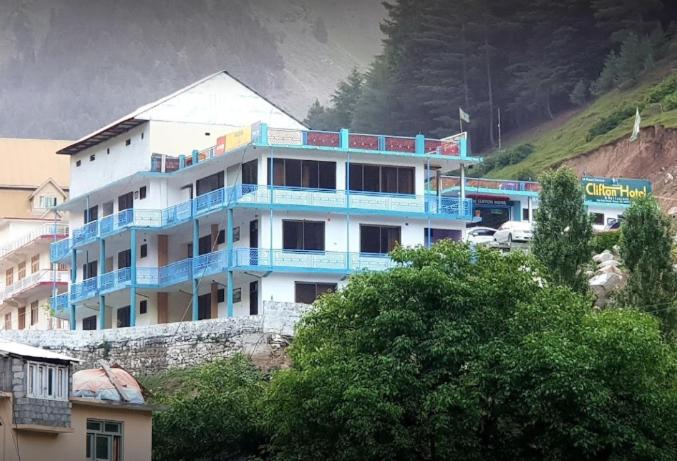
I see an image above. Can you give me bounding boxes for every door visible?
[249,219,258,265]
[116,306,130,328]
[198,293,211,320]
[249,281,259,315]
[118,192,134,226]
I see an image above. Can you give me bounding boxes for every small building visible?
[0,340,151,461]
[0,138,72,330]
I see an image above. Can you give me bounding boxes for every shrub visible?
[645,75,677,104]
[591,231,620,253]
[586,105,638,141]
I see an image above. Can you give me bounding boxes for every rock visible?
[596,264,623,276]
[665,172,674,184]
[589,272,624,295]
[597,259,620,270]
[592,250,615,263]
[668,206,677,217]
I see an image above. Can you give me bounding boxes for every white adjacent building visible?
[50,71,480,330]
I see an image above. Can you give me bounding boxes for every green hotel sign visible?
[582,176,652,205]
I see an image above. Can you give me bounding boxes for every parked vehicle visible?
[604,217,622,232]
[493,221,533,246]
[465,227,497,246]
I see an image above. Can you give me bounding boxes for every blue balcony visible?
[232,248,397,273]
[50,238,71,262]
[193,188,226,216]
[50,293,70,319]
[71,277,98,302]
[161,200,192,227]
[193,250,227,277]
[99,268,132,294]
[159,258,193,286]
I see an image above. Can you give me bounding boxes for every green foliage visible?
[151,355,267,461]
[569,79,589,106]
[474,143,534,176]
[615,195,677,336]
[533,168,593,292]
[586,105,638,141]
[645,74,677,103]
[304,69,364,131]
[266,242,677,460]
[591,230,621,253]
[591,33,658,96]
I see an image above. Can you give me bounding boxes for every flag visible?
[459,107,470,124]
[630,107,641,141]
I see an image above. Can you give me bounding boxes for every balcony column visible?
[226,208,234,318]
[130,228,137,327]
[69,248,77,330]
[269,147,274,268]
[192,218,199,321]
[346,151,351,272]
[98,238,106,330]
[528,197,533,223]
[460,163,466,217]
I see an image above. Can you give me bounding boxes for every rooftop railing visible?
[434,176,542,195]
[0,269,69,303]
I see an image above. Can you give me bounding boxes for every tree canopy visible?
[266,242,677,461]
[305,0,677,154]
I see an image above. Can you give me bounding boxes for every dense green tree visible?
[533,168,593,292]
[152,355,266,461]
[616,195,677,336]
[266,242,677,460]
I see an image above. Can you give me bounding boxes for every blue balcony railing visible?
[193,250,227,277]
[159,258,193,286]
[162,200,192,227]
[50,238,71,262]
[194,188,226,215]
[232,248,397,272]
[71,277,98,302]
[99,267,131,293]
[50,293,70,318]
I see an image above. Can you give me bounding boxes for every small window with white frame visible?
[26,361,69,400]
[38,196,58,209]
[86,419,123,461]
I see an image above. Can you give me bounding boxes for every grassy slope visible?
[488,57,677,179]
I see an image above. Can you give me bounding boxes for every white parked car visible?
[493,221,534,246]
[465,227,497,246]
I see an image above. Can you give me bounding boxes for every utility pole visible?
[497,107,502,150]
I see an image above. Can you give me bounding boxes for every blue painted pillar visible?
[130,229,137,327]
[415,134,425,155]
[192,218,200,321]
[226,208,234,317]
[346,151,351,272]
[339,128,349,150]
[69,248,77,330]
[98,238,106,330]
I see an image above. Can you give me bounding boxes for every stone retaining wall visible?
[0,302,308,376]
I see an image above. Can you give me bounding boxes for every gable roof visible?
[58,70,307,156]
[28,177,68,200]
[0,340,80,362]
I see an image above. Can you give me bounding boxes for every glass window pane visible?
[301,161,319,188]
[360,226,381,253]
[87,420,101,431]
[397,168,415,194]
[363,165,380,192]
[271,158,285,186]
[283,221,302,250]
[86,434,93,457]
[96,435,109,459]
[295,283,317,304]
[318,162,336,190]
[383,226,401,253]
[303,222,325,251]
[381,167,398,193]
[316,283,337,298]
[104,422,121,433]
[348,164,362,191]
[285,159,301,187]
[242,159,258,185]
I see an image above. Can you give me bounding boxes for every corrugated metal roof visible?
[0,340,80,362]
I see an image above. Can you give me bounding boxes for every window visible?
[282,220,325,251]
[197,294,211,320]
[3,313,10,329]
[242,160,258,185]
[348,163,415,194]
[86,419,123,461]
[83,260,98,279]
[217,288,225,303]
[76,160,82,167]
[18,307,25,330]
[233,227,240,242]
[216,230,225,245]
[39,196,57,208]
[26,361,69,400]
[107,148,110,154]
[83,315,97,330]
[125,138,131,146]
[117,249,131,270]
[17,262,26,280]
[295,282,337,304]
[84,205,98,224]
[139,186,147,199]
[522,208,530,221]
[232,288,241,303]
[90,154,95,162]
[590,212,605,226]
[118,192,133,211]
[117,306,130,328]
[198,235,212,255]
[5,268,13,286]
[140,244,148,258]
[139,300,147,315]
[31,255,39,273]
[250,281,258,315]
[196,172,224,196]
[268,158,336,189]
[424,228,461,246]
[360,225,401,254]
[102,201,114,217]
[30,301,39,326]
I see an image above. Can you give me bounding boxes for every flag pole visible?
[497,107,502,150]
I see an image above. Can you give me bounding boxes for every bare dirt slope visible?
[564,125,677,212]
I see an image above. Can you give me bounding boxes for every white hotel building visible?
[50,71,480,330]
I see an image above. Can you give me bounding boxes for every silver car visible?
[465,227,497,246]
[493,221,534,246]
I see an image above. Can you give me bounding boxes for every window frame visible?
[348,163,415,195]
[26,361,69,401]
[268,158,336,190]
[360,224,401,254]
[86,418,124,461]
[30,300,39,326]
[31,254,40,273]
[282,220,325,251]
[294,282,338,304]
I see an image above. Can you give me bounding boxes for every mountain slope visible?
[0,0,383,139]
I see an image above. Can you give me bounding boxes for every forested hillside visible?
[306,0,677,153]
